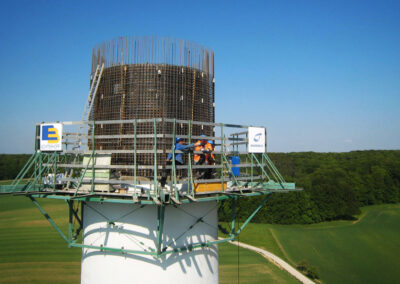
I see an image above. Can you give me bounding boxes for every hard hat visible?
[208,140,213,144]
[175,137,183,143]
[200,134,206,137]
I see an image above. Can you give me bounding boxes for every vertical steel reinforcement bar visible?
[153,119,158,199]
[187,120,194,197]
[133,119,138,200]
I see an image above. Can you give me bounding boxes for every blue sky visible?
[0,0,399,153]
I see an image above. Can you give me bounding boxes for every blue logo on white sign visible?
[253,133,262,142]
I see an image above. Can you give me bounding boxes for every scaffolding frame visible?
[0,118,299,257]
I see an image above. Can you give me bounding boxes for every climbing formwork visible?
[0,117,298,257]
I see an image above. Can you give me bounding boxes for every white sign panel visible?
[248,127,266,153]
[40,123,63,151]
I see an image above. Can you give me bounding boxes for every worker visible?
[193,135,207,178]
[160,137,196,187]
[194,134,215,179]
[194,135,207,166]
[204,140,215,164]
[203,140,215,179]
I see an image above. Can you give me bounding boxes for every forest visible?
[220,150,400,224]
[1,150,399,224]
[0,154,32,181]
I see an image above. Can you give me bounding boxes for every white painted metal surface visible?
[81,201,218,284]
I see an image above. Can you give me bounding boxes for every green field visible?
[3,190,399,284]
[237,204,400,283]
[0,196,297,283]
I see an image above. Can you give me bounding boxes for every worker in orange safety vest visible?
[194,135,207,165]
[193,135,207,179]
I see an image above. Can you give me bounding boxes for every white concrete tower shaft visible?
[81,201,218,284]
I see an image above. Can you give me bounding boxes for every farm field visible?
[0,196,297,283]
[237,204,400,283]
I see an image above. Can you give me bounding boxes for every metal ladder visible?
[65,63,104,187]
[73,63,105,150]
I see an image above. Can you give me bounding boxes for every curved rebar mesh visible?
[90,36,215,177]
[91,36,214,77]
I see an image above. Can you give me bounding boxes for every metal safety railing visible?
[1,118,296,203]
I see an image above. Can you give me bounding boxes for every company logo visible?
[42,125,60,144]
[253,133,262,142]
[248,127,265,153]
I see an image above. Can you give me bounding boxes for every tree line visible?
[0,154,32,180]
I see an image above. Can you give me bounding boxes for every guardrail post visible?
[91,120,95,194]
[35,125,40,151]
[187,120,194,196]
[172,119,178,201]
[38,151,43,190]
[220,124,225,192]
[53,151,58,191]
[251,153,254,185]
[245,131,248,176]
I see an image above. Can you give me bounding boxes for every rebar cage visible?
[90,37,215,176]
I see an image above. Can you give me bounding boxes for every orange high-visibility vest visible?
[194,140,204,163]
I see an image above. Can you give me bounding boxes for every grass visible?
[0,196,81,283]
[0,196,297,283]
[0,180,15,185]
[3,183,399,283]
[236,204,400,284]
